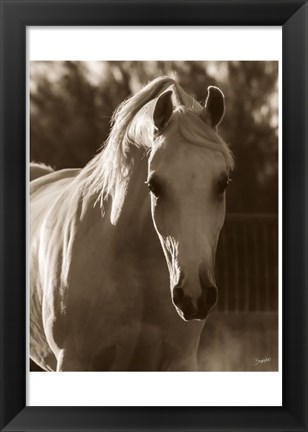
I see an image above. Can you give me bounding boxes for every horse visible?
[30,162,54,181]
[30,76,234,371]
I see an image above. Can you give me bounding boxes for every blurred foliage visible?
[30,61,278,213]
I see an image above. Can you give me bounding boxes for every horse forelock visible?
[174,108,234,173]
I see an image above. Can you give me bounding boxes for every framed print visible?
[0,1,307,431]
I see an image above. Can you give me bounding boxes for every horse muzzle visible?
[173,285,218,321]
[172,268,218,321]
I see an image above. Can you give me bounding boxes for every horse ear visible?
[153,90,173,133]
[200,86,225,128]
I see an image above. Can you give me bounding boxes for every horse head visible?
[147,85,233,321]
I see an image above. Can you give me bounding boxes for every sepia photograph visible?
[29,60,279,373]
[3,0,308,426]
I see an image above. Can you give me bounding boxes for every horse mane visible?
[78,75,234,225]
[78,76,175,224]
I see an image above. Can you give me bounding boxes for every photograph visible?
[29,60,279,372]
[1,0,308,428]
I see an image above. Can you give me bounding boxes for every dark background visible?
[30,61,279,370]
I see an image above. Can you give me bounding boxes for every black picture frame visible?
[0,1,307,431]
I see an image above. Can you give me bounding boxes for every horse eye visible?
[217,176,232,195]
[146,178,162,197]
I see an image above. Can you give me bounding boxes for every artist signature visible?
[254,357,271,366]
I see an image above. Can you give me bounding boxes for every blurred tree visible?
[31,62,101,168]
[221,62,278,213]
[30,61,278,213]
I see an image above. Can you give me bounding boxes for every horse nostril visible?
[198,264,218,314]
[198,285,218,316]
[173,287,184,307]
[172,289,199,320]
[206,285,218,310]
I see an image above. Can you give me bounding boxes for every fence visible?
[215,213,278,313]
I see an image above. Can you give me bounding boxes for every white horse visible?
[30,76,234,371]
[30,162,54,181]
